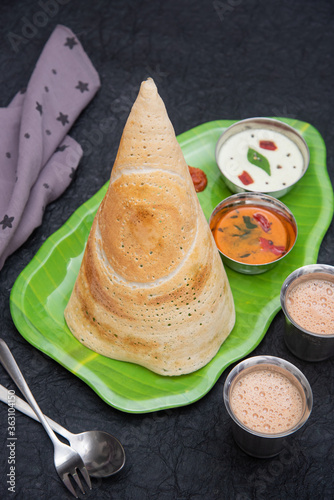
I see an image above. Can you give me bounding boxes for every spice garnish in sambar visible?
[211,204,296,265]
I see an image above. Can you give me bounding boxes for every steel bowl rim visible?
[223,355,313,439]
[215,117,310,198]
[209,192,298,271]
[280,264,334,339]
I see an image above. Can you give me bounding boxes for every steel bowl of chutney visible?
[209,192,297,274]
[215,117,310,199]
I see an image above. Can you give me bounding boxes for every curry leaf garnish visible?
[232,230,251,238]
[243,216,257,229]
[247,148,271,176]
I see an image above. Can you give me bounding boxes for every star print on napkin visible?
[57,112,70,126]
[0,24,100,270]
[0,215,14,230]
[64,37,78,49]
[36,101,43,115]
[76,81,89,93]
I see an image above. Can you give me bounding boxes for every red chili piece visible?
[259,140,277,151]
[253,212,272,233]
[259,237,286,256]
[238,170,254,185]
[188,166,208,192]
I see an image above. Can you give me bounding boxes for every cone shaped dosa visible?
[65,78,235,376]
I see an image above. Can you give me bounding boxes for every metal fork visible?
[0,339,92,498]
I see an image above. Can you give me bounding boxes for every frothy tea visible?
[286,275,334,335]
[230,365,305,434]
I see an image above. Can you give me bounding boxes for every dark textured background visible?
[1,1,334,499]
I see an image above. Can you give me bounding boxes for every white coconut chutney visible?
[217,128,305,192]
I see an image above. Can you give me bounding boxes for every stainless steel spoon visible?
[0,383,125,478]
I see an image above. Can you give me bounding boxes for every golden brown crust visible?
[64,78,235,376]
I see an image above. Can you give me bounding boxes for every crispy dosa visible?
[64,78,235,375]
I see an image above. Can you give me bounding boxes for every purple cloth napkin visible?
[0,25,100,270]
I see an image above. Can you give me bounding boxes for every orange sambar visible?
[212,205,295,265]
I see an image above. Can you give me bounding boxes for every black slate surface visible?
[1,1,334,499]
